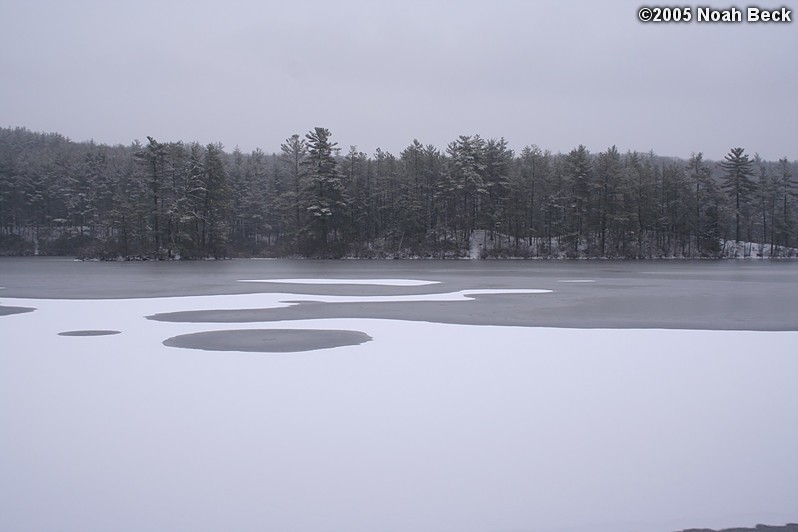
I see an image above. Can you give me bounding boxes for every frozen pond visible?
[1,258,797,532]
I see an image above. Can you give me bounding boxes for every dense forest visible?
[0,126,796,259]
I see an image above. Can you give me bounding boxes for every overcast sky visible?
[1,0,796,160]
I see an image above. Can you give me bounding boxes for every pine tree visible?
[510,145,543,253]
[774,158,795,251]
[565,145,592,253]
[595,146,622,256]
[720,147,755,244]
[344,145,369,245]
[201,143,232,258]
[301,127,344,249]
[483,138,513,241]
[686,152,710,253]
[446,135,487,243]
[135,136,169,256]
[279,134,307,243]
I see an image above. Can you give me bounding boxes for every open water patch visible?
[163,328,372,353]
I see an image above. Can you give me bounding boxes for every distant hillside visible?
[2,126,797,259]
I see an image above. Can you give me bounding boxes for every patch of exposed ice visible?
[457,288,551,296]
[58,330,121,337]
[239,278,441,286]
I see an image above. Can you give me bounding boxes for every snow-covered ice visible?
[1,289,796,532]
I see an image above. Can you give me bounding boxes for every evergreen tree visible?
[720,147,755,244]
[564,145,592,253]
[245,148,273,248]
[774,157,795,251]
[200,143,232,258]
[687,152,711,253]
[398,140,437,251]
[595,146,622,256]
[138,136,167,255]
[345,145,370,245]
[301,127,344,248]
[483,138,513,240]
[446,135,487,243]
[279,134,307,243]
[511,145,545,254]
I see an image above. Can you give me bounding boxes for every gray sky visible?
[1,0,796,160]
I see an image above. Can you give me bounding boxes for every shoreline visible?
[678,524,798,532]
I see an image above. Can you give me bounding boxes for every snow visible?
[720,239,798,258]
[557,279,596,283]
[1,289,796,532]
[238,278,441,286]
[469,229,487,259]
[467,230,798,259]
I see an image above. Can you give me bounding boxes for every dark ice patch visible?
[145,285,798,331]
[58,330,121,336]
[163,328,372,353]
[0,305,36,317]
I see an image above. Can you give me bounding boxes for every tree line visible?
[0,126,795,259]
